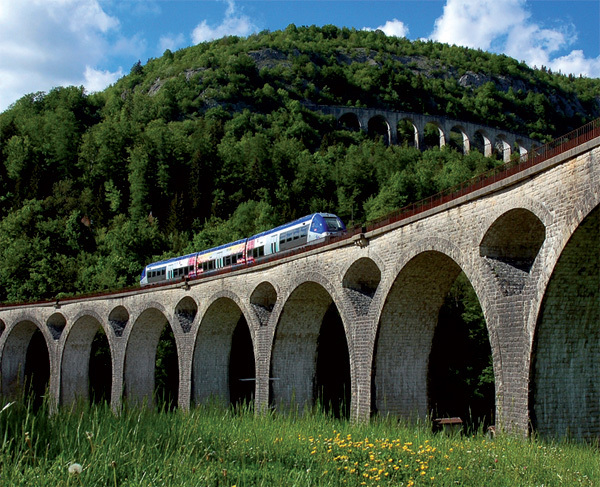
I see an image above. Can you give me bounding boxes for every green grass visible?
[0,399,598,486]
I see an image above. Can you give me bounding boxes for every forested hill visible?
[0,25,599,302]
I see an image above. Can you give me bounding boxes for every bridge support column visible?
[349,317,375,423]
[483,281,531,436]
[177,340,194,411]
[110,345,125,413]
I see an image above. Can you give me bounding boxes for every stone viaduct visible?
[0,122,598,441]
[311,104,537,162]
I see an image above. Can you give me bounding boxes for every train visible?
[140,212,346,286]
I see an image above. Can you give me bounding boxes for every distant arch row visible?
[314,105,536,162]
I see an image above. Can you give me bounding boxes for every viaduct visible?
[310,104,538,161]
[0,120,598,441]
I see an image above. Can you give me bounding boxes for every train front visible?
[309,213,346,240]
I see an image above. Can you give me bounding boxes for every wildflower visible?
[68,463,83,475]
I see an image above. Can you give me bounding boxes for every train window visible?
[300,226,308,237]
[279,234,285,244]
[224,256,231,266]
[253,245,265,258]
[231,254,237,265]
[237,252,243,261]
[286,232,292,242]
[162,269,165,275]
[324,217,343,231]
[293,229,300,240]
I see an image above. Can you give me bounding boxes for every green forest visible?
[0,25,599,303]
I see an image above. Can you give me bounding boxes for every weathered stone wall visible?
[0,137,597,440]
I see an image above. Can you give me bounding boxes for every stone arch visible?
[449,125,469,154]
[480,208,546,275]
[423,121,446,150]
[108,305,129,337]
[338,112,361,132]
[515,139,529,161]
[530,204,599,441]
[494,134,511,162]
[124,306,174,407]
[372,238,492,423]
[175,296,197,333]
[270,279,351,415]
[250,281,278,326]
[342,257,381,316]
[473,129,492,156]
[368,115,391,145]
[60,312,111,406]
[193,295,254,405]
[47,312,66,340]
[0,317,50,403]
[397,118,418,148]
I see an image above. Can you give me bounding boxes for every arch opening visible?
[368,115,391,145]
[338,113,361,132]
[89,328,112,404]
[24,329,50,410]
[449,126,469,154]
[343,257,381,316]
[175,297,197,333]
[229,316,256,407]
[315,303,351,418]
[155,324,179,410]
[530,206,599,441]
[428,272,494,431]
[193,297,244,406]
[423,122,445,150]
[480,209,545,293]
[270,282,350,414]
[47,313,66,340]
[124,308,177,408]
[61,315,112,406]
[397,119,417,148]
[109,306,129,337]
[1,321,49,409]
[373,251,494,430]
[250,282,277,326]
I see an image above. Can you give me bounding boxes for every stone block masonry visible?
[0,135,598,441]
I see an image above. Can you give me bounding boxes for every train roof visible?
[145,252,198,269]
[248,213,319,240]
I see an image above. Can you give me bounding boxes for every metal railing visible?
[360,118,600,234]
[3,119,599,307]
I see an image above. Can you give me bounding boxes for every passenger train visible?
[140,213,346,286]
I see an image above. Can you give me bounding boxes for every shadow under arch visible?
[1,319,50,409]
[530,205,599,441]
[61,313,112,406]
[270,281,350,417]
[124,307,178,408]
[373,250,493,427]
[193,296,255,406]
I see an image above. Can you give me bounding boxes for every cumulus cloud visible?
[0,0,131,112]
[430,0,600,78]
[364,18,409,38]
[192,0,258,43]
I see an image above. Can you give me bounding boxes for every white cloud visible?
[429,0,600,78]
[84,66,123,93]
[192,0,258,43]
[0,0,130,112]
[159,33,186,54]
[364,19,409,38]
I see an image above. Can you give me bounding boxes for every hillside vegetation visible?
[0,25,599,302]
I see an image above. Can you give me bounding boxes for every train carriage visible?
[140,213,346,286]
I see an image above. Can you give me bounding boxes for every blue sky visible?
[0,0,598,112]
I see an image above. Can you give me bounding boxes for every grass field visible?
[0,399,598,486]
